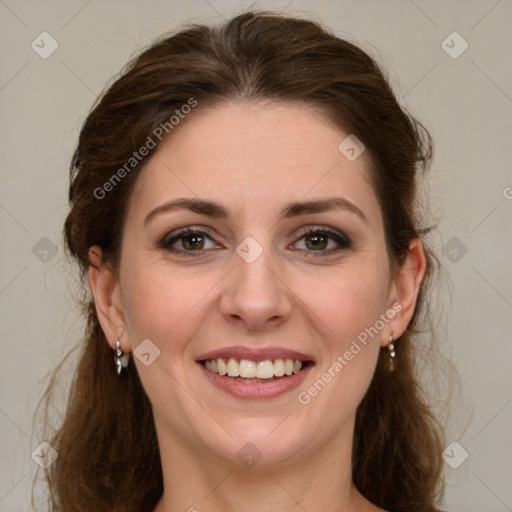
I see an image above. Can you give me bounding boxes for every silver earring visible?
[387,334,396,371]
[114,340,130,376]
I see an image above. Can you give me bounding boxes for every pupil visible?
[184,235,204,250]
[307,235,326,250]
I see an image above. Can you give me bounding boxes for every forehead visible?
[128,101,381,225]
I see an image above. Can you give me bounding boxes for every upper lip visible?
[197,346,315,363]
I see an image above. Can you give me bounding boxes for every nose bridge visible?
[220,235,292,329]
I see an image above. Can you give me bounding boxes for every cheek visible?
[299,261,389,347]
[293,261,388,409]
[120,258,220,350]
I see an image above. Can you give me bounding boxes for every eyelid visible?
[159,224,351,257]
[290,225,351,252]
[159,226,221,250]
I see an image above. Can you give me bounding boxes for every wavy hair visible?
[34,11,449,512]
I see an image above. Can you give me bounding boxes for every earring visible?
[114,340,130,376]
[387,334,396,371]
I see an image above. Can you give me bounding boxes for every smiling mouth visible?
[200,358,313,383]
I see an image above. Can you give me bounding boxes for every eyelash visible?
[160,226,351,258]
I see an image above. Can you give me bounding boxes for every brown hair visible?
[35,11,447,512]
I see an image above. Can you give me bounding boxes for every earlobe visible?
[88,246,129,353]
[382,238,427,346]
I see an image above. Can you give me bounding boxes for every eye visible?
[160,225,351,257]
[290,226,351,254]
[160,227,221,255]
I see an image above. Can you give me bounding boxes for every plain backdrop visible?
[0,1,511,511]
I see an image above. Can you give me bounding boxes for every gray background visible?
[0,1,511,511]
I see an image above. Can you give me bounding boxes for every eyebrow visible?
[144,196,368,227]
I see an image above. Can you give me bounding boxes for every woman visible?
[37,11,447,512]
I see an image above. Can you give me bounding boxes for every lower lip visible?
[198,362,314,400]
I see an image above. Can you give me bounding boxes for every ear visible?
[88,246,130,353]
[381,238,427,347]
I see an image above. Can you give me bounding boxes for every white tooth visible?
[256,360,274,379]
[211,359,218,373]
[217,358,227,376]
[205,360,212,371]
[284,359,294,376]
[239,359,256,378]
[274,359,285,377]
[227,358,240,377]
[293,360,302,374]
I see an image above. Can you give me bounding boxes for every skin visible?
[89,101,426,512]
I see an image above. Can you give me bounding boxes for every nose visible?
[219,246,293,332]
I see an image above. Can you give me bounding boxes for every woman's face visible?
[97,101,413,468]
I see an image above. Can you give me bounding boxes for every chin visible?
[202,418,311,468]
